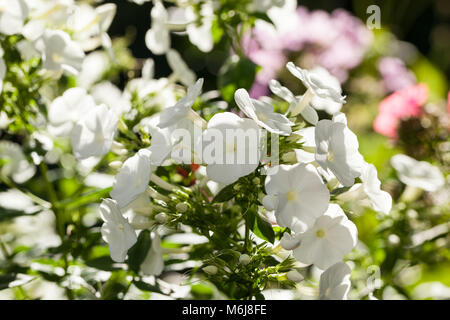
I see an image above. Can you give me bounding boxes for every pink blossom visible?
[374,83,429,139]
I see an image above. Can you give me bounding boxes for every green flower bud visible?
[203,265,218,275]
[239,254,251,265]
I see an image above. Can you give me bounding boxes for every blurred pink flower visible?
[374,83,429,139]
[377,57,416,92]
[243,5,372,98]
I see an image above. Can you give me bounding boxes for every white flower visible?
[48,87,96,137]
[185,2,214,53]
[292,126,316,164]
[269,79,318,125]
[360,163,392,214]
[201,112,261,185]
[166,49,196,87]
[91,81,131,116]
[110,149,152,208]
[264,163,330,232]
[234,88,293,136]
[69,3,116,51]
[0,0,29,35]
[319,262,352,300]
[121,193,154,230]
[315,113,364,187]
[136,115,172,166]
[22,0,73,41]
[158,78,204,129]
[141,232,164,276]
[292,204,358,270]
[70,104,118,159]
[286,63,346,106]
[37,30,85,75]
[145,0,170,55]
[0,141,36,184]
[391,154,445,192]
[99,198,137,262]
[77,51,109,89]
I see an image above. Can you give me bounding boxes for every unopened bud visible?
[155,212,168,224]
[233,184,240,191]
[287,270,304,283]
[203,265,218,275]
[252,177,260,185]
[109,161,123,170]
[176,202,188,213]
[239,254,251,265]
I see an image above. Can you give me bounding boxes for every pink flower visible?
[373,83,429,139]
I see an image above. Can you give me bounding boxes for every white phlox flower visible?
[234,88,294,136]
[291,204,358,270]
[136,115,172,166]
[99,198,137,262]
[121,193,155,230]
[285,63,346,116]
[76,51,109,89]
[185,1,214,53]
[269,79,318,125]
[292,126,316,164]
[319,262,352,300]
[140,231,164,276]
[22,0,74,41]
[70,104,118,159]
[360,163,392,215]
[166,49,196,87]
[68,3,116,51]
[36,29,85,75]
[48,87,96,136]
[0,141,36,184]
[145,0,170,55]
[264,163,330,233]
[158,78,204,129]
[0,0,29,35]
[110,149,152,208]
[200,112,261,185]
[91,81,131,116]
[391,154,445,192]
[315,112,364,187]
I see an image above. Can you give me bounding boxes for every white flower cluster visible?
[0,0,399,300]
[83,61,391,298]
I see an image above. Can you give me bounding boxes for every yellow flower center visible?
[316,229,326,238]
[286,190,297,201]
[52,53,62,63]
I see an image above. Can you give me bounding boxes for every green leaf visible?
[127,230,152,273]
[330,186,351,196]
[254,214,275,244]
[133,280,165,294]
[212,183,236,203]
[0,274,17,290]
[218,56,258,103]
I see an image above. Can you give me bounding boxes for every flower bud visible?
[176,202,188,213]
[109,161,123,170]
[252,177,260,185]
[233,184,240,191]
[155,212,168,224]
[203,265,218,275]
[239,254,251,265]
[287,270,304,283]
